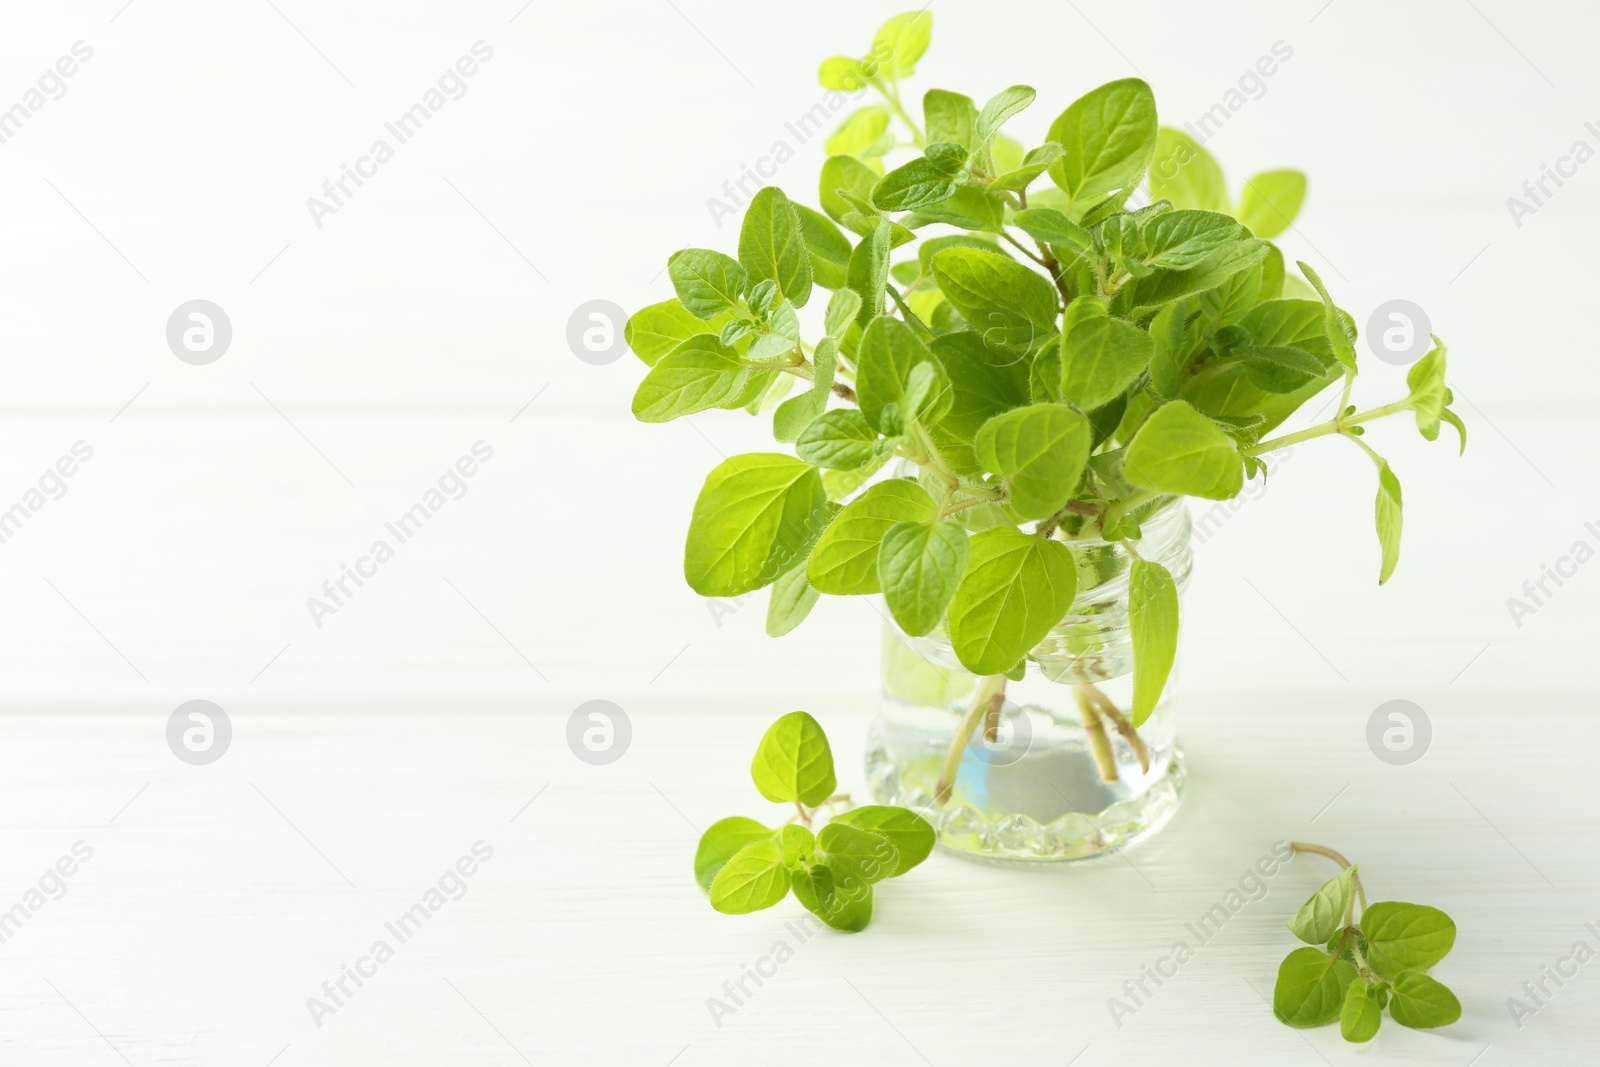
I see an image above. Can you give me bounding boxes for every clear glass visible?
[865,498,1193,864]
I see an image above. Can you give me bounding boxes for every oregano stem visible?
[1080,681,1149,774]
[935,674,1006,804]
[1291,841,1369,912]
[1245,399,1414,457]
[1074,685,1120,782]
[1102,489,1162,529]
[874,78,925,145]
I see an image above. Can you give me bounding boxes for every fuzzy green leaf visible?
[669,248,745,320]
[1128,558,1179,726]
[1273,947,1358,1028]
[709,840,790,914]
[750,711,836,807]
[931,246,1059,354]
[878,519,970,636]
[1124,401,1244,500]
[828,805,936,876]
[1360,902,1456,978]
[766,559,820,637]
[796,408,881,470]
[848,218,893,327]
[1387,971,1461,1029]
[1289,866,1357,946]
[632,335,765,423]
[694,816,775,892]
[685,454,829,596]
[1060,315,1153,410]
[1340,980,1384,1043]
[1149,127,1229,212]
[973,403,1091,520]
[1046,78,1158,212]
[1238,170,1308,239]
[808,479,937,595]
[1375,461,1403,585]
[947,527,1077,675]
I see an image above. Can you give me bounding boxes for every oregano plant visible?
[637,7,1464,943]
[1277,843,1461,1041]
[695,712,935,932]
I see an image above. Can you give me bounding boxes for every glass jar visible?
[865,498,1193,863]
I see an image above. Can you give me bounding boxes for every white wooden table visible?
[4,1,1599,1062]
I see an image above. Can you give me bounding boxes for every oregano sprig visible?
[1276,842,1461,1042]
[695,712,935,932]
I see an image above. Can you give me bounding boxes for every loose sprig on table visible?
[695,712,935,932]
[626,11,1465,789]
[1276,843,1461,1042]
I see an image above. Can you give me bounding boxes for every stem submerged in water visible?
[934,674,1006,805]
[1075,685,1120,782]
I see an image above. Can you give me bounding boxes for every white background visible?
[0,1,1595,1064]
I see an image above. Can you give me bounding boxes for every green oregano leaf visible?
[709,840,790,914]
[1289,865,1356,946]
[1127,558,1178,726]
[694,816,775,892]
[827,805,936,876]
[878,518,970,636]
[684,454,828,596]
[1386,972,1461,1030]
[1046,78,1158,214]
[766,559,821,637]
[750,711,836,807]
[973,403,1091,520]
[1375,461,1403,585]
[946,527,1076,675]
[669,248,746,320]
[1359,902,1456,978]
[1124,401,1244,499]
[739,186,814,309]
[1273,947,1358,1028]
[1340,979,1384,1043]
[808,479,936,595]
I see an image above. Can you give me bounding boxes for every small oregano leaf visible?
[1359,901,1457,978]
[1340,979,1384,1043]
[1386,971,1461,1030]
[1127,558,1179,726]
[694,816,775,892]
[1273,947,1358,1028]
[750,711,837,806]
[709,840,790,914]
[827,805,936,876]
[1288,865,1356,946]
